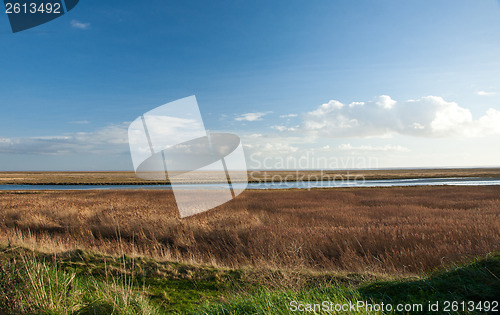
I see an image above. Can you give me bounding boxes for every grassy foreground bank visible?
[0,246,498,314]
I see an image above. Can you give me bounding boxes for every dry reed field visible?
[0,186,499,274]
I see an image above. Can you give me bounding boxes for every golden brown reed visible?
[0,186,499,274]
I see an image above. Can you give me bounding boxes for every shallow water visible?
[0,177,499,191]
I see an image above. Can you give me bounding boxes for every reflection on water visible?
[1,177,500,191]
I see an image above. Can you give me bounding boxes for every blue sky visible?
[1,0,500,170]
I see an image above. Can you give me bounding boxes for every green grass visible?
[189,286,376,314]
[359,252,500,313]
[0,250,158,314]
[192,253,499,315]
[0,247,250,314]
[0,246,498,314]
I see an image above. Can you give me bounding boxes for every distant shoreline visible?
[1,168,500,185]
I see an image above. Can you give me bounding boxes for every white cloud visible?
[271,125,298,132]
[303,95,500,138]
[337,144,410,152]
[261,143,299,155]
[235,112,270,122]
[71,20,90,30]
[376,95,396,109]
[271,125,287,132]
[476,90,496,96]
[241,133,313,158]
[247,133,263,138]
[280,114,298,118]
[0,123,129,155]
[349,102,365,107]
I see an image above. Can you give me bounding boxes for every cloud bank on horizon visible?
[301,95,500,138]
[0,123,129,156]
[1,94,499,170]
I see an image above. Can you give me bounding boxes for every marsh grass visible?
[191,253,500,315]
[0,246,159,314]
[1,186,499,274]
[1,246,498,315]
[0,244,377,314]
